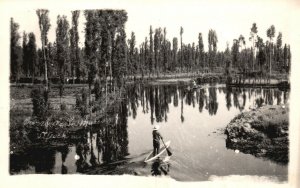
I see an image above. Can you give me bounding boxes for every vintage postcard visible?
[1,0,299,187]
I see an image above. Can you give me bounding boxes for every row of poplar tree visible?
[10,10,292,84]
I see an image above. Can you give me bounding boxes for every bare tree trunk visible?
[105,66,108,107]
[32,65,35,84]
[73,67,75,84]
[269,44,271,78]
[252,42,255,71]
[42,38,48,92]
[109,31,114,91]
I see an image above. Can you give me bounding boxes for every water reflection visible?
[151,158,170,176]
[10,146,58,174]
[75,140,90,173]
[10,83,289,175]
[225,87,232,110]
[10,99,129,174]
[207,87,218,115]
[125,84,289,124]
[57,146,69,174]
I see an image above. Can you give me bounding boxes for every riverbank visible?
[225,104,289,164]
[227,79,290,90]
[11,74,290,90]
[9,84,124,156]
[9,108,87,155]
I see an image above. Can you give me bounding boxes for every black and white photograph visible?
[1,0,300,187]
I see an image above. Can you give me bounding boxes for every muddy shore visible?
[225,104,289,164]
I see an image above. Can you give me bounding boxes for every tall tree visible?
[166,40,172,71]
[190,43,195,70]
[149,25,154,76]
[22,31,29,77]
[198,33,204,68]
[266,25,275,75]
[70,10,80,83]
[238,34,246,71]
[114,27,127,86]
[163,27,167,73]
[180,26,184,72]
[48,42,57,77]
[287,45,291,74]
[276,32,282,70]
[283,44,291,74]
[84,10,99,90]
[10,18,21,82]
[224,42,232,78]
[128,31,136,75]
[144,37,149,77]
[172,37,178,72]
[154,28,162,75]
[27,32,37,82]
[56,15,70,104]
[231,39,239,69]
[256,36,266,80]
[238,35,246,50]
[249,23,258,71]
[208,29,218,70]
[36,9,51,91]
[276,32,282,49]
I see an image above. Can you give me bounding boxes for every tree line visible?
[10,10,291,85]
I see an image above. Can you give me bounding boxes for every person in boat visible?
[153,124,163,156]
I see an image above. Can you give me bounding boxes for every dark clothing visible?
[153,141,160,156]
[152,130,163,156]
[152,130,163,143]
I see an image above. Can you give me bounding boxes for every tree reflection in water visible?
[57,145,69,174]
[10,147,58,174]
[198,88,206,113]
[207,87,218,115]
[225,87,232,110]
[75,135,90,173]
[179,87,185,122]
[73,99,129,173]
[125,84,289,124]
[10,84,289,175]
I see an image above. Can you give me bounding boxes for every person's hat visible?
[153,124,160,130]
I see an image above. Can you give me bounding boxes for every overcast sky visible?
[5,0,300,51]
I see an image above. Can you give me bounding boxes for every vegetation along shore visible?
[225,104,289,164]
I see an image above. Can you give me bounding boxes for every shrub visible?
[76,88,89,118]
[60,102,67,111]
[94,78,101,100]
[31,88,48,121]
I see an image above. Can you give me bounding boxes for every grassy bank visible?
[225,104,289,164]
[10,84,123,155]
[12,72,226,86]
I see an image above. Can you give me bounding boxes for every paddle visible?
[161,138,172,156]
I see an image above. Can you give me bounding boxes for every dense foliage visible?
[10,10,291,84]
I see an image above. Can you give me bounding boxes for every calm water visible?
[10,83,289,181]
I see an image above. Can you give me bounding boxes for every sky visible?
[5,0,300,51]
